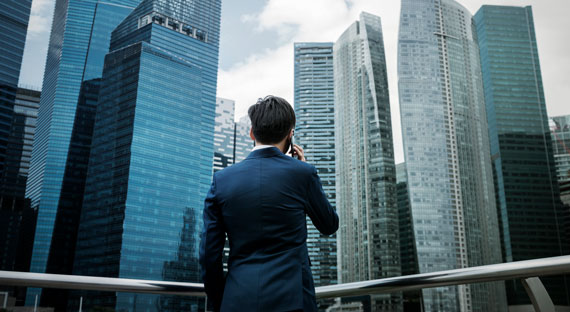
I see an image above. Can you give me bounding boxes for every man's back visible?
[200,147,338,311]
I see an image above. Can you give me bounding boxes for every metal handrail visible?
[1,255,570,309]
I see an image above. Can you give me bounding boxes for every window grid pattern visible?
[475,5,570,306]
[399,0,505,310]
[293,42,337,295]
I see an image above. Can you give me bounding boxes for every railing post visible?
[521,277,555,312]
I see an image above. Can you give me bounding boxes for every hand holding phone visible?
[290,141,306,162]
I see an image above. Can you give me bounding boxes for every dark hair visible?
[248,96,296,144]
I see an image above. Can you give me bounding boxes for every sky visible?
[19,0,570,163]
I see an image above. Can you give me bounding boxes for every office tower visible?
[72,0,221,310]
[294,42,337,306]
[0,0,32,214]
[475,6,570,307]
[395,163,421,310]
[0,0,32,204]
[0,88,39,305]
[25,0,141,307]
[234,115,252,162]
[551,115,570,207]
[398,0,506,311]
[214,97,236,172]
[334,12,401,310]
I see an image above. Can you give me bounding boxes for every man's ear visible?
[250,128,255,141]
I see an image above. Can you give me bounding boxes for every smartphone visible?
[289,137,295,157]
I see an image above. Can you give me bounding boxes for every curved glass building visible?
[398,0,506,310]
[334,12,401,311]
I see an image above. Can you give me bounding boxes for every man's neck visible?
[254,141,287,153]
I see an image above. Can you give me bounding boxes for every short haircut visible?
[248,96,296,144]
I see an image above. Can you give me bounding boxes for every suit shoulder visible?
[283,156,315,175]
[212,160,246,180]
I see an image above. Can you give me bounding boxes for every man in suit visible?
[200,96,339,311]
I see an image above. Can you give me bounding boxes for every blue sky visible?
[18,0,570,163]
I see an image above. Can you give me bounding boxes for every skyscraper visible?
[334,12,401,310]
[398,0,506,310]
[475,5,570,307]
[0,87,40,305]
[293,42,337,306]
[551,115,570,207]
[72,0,221,310]
[234,115,252,163]
[214,97,236,172]
[25,0,140,307]
[0,0,32,201]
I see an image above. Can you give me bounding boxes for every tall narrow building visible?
[25,0,141,307]
[214,97,236,172]
[398,0,506,310]
[0,88,40,305]
[475,5,570,307]
[334,12,401,310]
[0,0,32,206]
[293,42,337,305]
[72,0,221,310]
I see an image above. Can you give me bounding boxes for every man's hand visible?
[292,144,306,162]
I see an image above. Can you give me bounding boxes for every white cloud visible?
[217,0,404,160]
[27,0,54,37]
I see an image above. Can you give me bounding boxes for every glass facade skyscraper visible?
[214,97,236,172]
[334,12,401,310]
[398,0,506,310]
[25,0,140,307]
[475,5,570,306]
[293,42,336,308]
[72,0,221,310]
[0,88,40,305]
[0,0,32,198]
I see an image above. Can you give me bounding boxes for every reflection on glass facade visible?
[0,0,32,198]
[395,163,421,310]
[25,0,140,307]
[475,5,570,306]
[294,42,336,309]
[72,0,221,310]
[398,0,506,310]
[334,12,401,310]
[214,97,235,172]
[0,88,39,305]
[551,115,570,207]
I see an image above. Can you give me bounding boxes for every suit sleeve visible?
[199,174,225,312]
[305,166,339,235]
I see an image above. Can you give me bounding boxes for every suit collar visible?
[246,146,284,159]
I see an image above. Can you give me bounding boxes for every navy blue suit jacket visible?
[199,147,338,312]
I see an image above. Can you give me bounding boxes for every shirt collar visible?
[252,144,275,151]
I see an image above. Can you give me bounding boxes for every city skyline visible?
[1,0,569,311]
[19,0,570,164]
